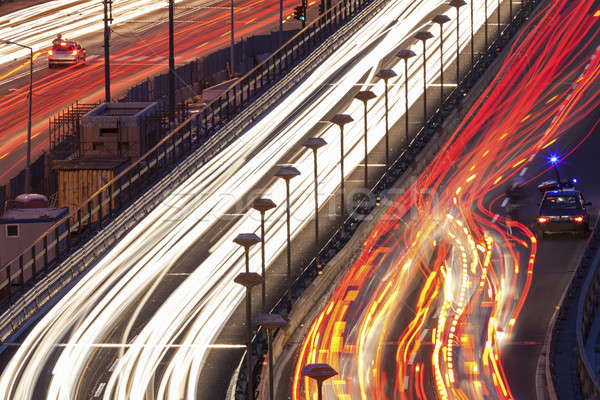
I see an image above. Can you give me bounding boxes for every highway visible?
[0,0,308,185]
[292,0,600,399]
[0,0,504,398]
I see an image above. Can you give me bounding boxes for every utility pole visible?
[103,0,112,103]
[230,0,235,76]
[169,0,175,123]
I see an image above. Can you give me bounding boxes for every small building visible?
[80,102,160,159]
[0,194,68,273]
[52,158,127,217]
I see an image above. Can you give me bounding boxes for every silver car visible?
[48,40,86,68]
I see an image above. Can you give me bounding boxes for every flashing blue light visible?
[550,156,558,164]
[572,178,578,184]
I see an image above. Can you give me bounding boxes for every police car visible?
[536,189,591,237]
[48,37,86,68]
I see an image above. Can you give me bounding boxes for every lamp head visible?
[396,49,417,59]
[376,69,397,80]
[414,31,434,41]
[329,113,354,126]
[355,90,376,103]
[433,14,451,25]
[303,137,327,150]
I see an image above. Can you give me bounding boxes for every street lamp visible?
[234,271,263,400]
[375,69,397,178]
[470,0,475,71]
[302,137,327,271]
[433,15,451,104]
[256,313,288,400]
[275,165,301,306]
[2,39,33,193]
[397,50,416,148]
[484,0,488,50]
[354,90,376,190]
[329,114,354,240]
[169,0,175,123]
[252,198,276,312]
[450,0,467,86]
[414,31,434,126]
[301,363,338,400]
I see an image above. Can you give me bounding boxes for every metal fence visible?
[0,0,381,319]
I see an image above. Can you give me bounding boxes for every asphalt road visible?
[0,0,313,186]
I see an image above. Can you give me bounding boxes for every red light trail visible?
[294,0,600,398]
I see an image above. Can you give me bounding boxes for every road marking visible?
[501,198,509,207]
[196,42,208,49]
[108,358,118,372]
[491,214,499,223]
[93,382,106,398]
[519,167,527,176]
[419,328,429,341]
[403,376,409,390]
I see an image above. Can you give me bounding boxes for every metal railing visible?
[0,0,381,340]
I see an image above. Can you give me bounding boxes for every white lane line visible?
[501,198,509,207]
[93,382,106,398]
[419,328,429,341]
[491,214,499,223]
[108,358,118,372]
[520,167,528,176]
[403,376,409,390]
[408,352,417,365]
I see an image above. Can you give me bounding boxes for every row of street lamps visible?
[228,0,528,397]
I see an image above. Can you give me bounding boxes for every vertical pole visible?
[422,41,427,126]
[497,0,501,38]
[510,0,513,22]
[456,8,460,85]
[362,102,368,189]
[268,330,275,400]
[279,0,283,46]
[404,59,409,147]
[339,126,345,240]
[285,180,292,305]
[383,79,389,176]
[470,0,474,71]
[317,380,323,400]
[169,0,175,123]
[260,212,266,312]
[312,150,320,267]
[245,284,254,400]
[26,47,32,193]
[231,0,235,75]
[439,25,444,104]
[484,0,488,50]
[103,0,111,103]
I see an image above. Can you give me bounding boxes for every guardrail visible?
[0,0,379,342]
[235,2,541,397]
[547,219,600,400]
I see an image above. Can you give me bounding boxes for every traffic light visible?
[294,5,306,21]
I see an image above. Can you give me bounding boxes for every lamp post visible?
[103,0,112,103]
[302,137,327,270]
[275,166,301,306]
[497,0,501,37]
[354,90,376,190]
[433,15,451,105]
[252,198,276,312]
[2,39,33,193]
[234,271,263,400]
[414,31,434,126]
[230,0,235,76]
[168,0,175,123]
[375,69,397,178]
[470,0,474,71]
[397,50,416,148]
[329,114,354,240]
[484,0,488,51]
[256,313,288,400]
[450,0,466,87]
[301,363,338,400]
